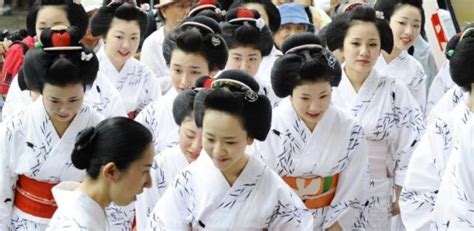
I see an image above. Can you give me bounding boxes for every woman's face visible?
[179,116,203,163]
[389,5,422,51]
[42,83,84,126]
[170,49,210,92]
[111,143,154,206]
[291,81,332,131]
[35,6,71,36]
[202,110,252,175]
[341,21,381,77]
[104,18,140,71]
[225,47,262,77]
[161,1,192,29]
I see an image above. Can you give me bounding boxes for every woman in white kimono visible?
[47,117,154,230]
[135,16,228,154]
[147,70,314,230]
[432,121,474,230]
[135,87,205,229]
[373,0,427,113]
[256,32,369,230]
[325,6,425,230]
[221,7,280,106]
[140,0,193,86]
[1,0,89,122]
[0,27,103,230]
[400,28,474,230]
[90,1,162,119]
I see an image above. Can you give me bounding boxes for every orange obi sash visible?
[283,174,339,209]
[14,175,58,218]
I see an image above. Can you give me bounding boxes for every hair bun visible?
[71,127,97,169]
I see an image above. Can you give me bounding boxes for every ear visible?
[246,136,254,145]
[160,7,167,19]
[102,162,120,183]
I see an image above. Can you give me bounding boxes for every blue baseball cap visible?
[277,3,314,32]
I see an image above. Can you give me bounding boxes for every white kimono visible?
[332,67,425,230]
[427,61,453,114]
[84,73,127,118]
[432,125,474,230]
[400,101,473,230]
[374,51,427,113]
[140,26,170,92]
[255,46,282,107]
[147,153,314,230]
[135,145,189,230]
[427,85,465,125]
[47,181,110,231]
[0,98,103,230]
[255,98,369,230]
[96,47,162,116]
[2,75,32,122]
[135,88,179,154]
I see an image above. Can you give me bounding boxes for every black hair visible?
[91,2,148,39]
[325,6,394,54]
[272,32,341,98]
[194,70,272,141]
[173,88,205,126]
[374,0,425,39]
[162,16,228,72]
[26,0,88,37]
[221,7,273,56]
[71,117,153,179]
[19,26,98,93]
[449,32,474,92]
[229,0,281,33]
[445,23,474,59]
[189,0,226,22]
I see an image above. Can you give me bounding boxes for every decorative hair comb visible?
[181,21,215,34]
[229,7,265,31]
[42,25,82,51]
[212,78,258,102]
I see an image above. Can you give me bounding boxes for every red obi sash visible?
[14,175,58,218]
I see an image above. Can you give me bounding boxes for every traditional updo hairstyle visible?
[19,26,99,93]
[449,27,474,93]
[90,0,148,40]
[188,0,226,22]
[221,7,273,57]
[71,117,153,178]
[194,70,272,141]
[162,16,228,72]
[325,6,394,54]
[26,0,89,37]
[229,0,281,33]
[272,32,342,98]
[172,81,208,127]
[445,23,474,59]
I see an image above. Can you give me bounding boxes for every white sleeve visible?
[400,118,451,230]
[137,68,162,113]
[140,33,169,78]
[432,130,474,230]
[391,82,425,186]
[267,188,314,231]
[427,61,453,114]
[0,120,18,230]
[325,124,369,230]
[2,75,31,121]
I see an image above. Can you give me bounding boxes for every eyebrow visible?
[144,164,153,168]
[204,132,237,140]
[399,16,421,22]
[49,96,80,100]
[111,30,139,35]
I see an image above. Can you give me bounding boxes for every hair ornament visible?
[460,27,474,42]
[447,49,455,57]
[255,17,265,31]
[211,78,259,103]
[181,21,215,34]
[81,51,93,61]
[322,48,337,70]
[73,0,81,5]
[34,41,43,48]
[211,36,221,46]
[375,10,385,20]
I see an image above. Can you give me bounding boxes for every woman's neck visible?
[222,154,249,186]
[77,177,111,209]
[109,55,126,72]
[344,66,370,93]
[468,88,474,112]
[164,22,177,35]
[382,47,402,65]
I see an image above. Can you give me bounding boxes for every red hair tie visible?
[236,7,254,19]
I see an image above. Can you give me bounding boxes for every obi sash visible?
[14,175,58,218]
[283,174,339,209]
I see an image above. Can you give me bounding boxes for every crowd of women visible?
[0,0,472,230]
